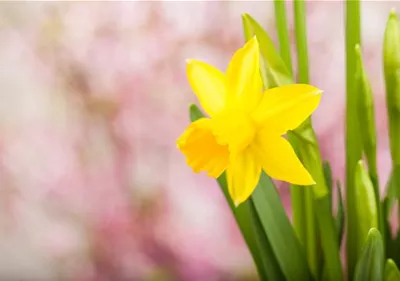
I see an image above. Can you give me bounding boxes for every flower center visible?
[212,110,257,156]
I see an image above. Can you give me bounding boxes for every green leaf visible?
[293,130,343,281]
[345,0,362,279]
[384,259,400,281]
[287,140,318,278]
[323,161,333,209]
[336,181,345,247]
[189,104,204,121]
[321,180,345,281]
[383,195,393,236]
[387,232,400,275]
[323,162,333,191]
[387,169,398,201]
[314,195,343,281]
[394,165,400,205]
[320,164,344,280]
[242,13,292,87]
[252,173,312,281]
[384,9,400,166]
[354,228,384,281]
[288,129,317,147]
[384,170,396,257]
[189,104,284,281]
[247,200,285,281]
[354,160,379,260]
[384,170,400,267]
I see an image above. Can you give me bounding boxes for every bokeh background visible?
[0,1,398,280]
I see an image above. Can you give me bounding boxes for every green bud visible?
[384,9,400,165]
[354,228,384,281]
[384,259,400,281]
[354,160,378,259]
[355,45,378,181]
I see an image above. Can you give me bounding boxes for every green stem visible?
[274,0,293,75]
[305,187,318,277]
[294,0,309,84]
[273,1,307,257]
[293,0,318,277]
[345,0,362,279]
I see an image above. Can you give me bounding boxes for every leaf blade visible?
[252,173,312,281]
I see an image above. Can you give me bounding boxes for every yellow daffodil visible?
[177,37,322,206]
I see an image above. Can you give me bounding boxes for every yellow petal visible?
[212,110,257,160]
[186,59,227,117]
[253,130,314,185]
[226,147,261,206]
[252,84,322,134]
[226,37,263,111]
[177,118,229,178]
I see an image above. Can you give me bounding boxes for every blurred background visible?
[0,1,398,280]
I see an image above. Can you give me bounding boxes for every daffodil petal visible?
[226,148,261,206]
[253,130,314,185]
[252,84,322,134]
[177,118,229,178]
[212,110,257,160]
[226,37,263,111]
[186,60,227,117]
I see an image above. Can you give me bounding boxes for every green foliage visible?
[354,228,384,281]
[184,2,400,281]
[385,259,400,281]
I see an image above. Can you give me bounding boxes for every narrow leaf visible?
[336,181,345,247]
[387,232,400,275]
[314,196,343,281]
[252,173,312,281]
[384,170,396,258]
[321,181,345,281]
[242,13,292,86]
[189,104,204,121]
[323,161,333,209]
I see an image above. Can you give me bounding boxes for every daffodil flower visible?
[177,37,322,206]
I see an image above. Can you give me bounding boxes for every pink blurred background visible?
[0,1,398,280]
